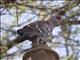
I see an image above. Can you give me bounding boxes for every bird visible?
[17,10,65,44]
[17,16,62,43]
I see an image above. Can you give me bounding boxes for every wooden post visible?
[22,37,59,60]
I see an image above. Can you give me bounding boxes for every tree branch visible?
[1,19,80,50]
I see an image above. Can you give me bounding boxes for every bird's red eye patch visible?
[56,16,61,20]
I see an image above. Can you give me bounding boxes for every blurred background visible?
[0,0,80,60]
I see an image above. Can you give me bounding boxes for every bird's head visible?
[50,10,65,26]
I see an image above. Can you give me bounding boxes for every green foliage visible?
[64,2,77,12]
[65,55,75,60]
[0,45,8,58]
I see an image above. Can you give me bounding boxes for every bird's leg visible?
[31,36,47,47]
[39,37,47,44]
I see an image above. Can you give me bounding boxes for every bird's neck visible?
[47,16,62,27]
